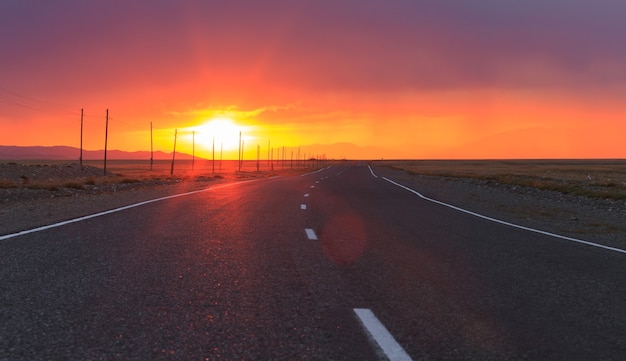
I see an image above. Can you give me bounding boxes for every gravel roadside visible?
[0,179,224,236]
[0,162,276,236]
[373,166,626,252]
[2,164,625,253]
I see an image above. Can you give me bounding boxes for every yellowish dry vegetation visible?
[0,159,320,191]
[378,159,626,200]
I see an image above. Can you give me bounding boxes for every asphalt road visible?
[1,165,624,360]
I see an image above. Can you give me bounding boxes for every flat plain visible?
[4,159,624,197]
[2,159,625,248]
[375,159,626,200]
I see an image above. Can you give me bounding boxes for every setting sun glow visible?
[193,118,241,152]
[2,2,626,159]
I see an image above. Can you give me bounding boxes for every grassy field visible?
[3,158,626,201]
[82,159,316,179]
[0,158,328,190]
[375,159,626,200]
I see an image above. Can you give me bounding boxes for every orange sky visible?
[2,1,626,159]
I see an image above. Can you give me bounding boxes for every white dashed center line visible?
[304,193,309,197]
[305,228,318,240]
[354,308,413,361]
[300,204,307,210]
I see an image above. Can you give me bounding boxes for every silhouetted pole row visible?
[82,115,331,176]
[122,122,329,175]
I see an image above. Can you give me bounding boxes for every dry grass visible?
[377,159,626,200]
[0,159,323,192]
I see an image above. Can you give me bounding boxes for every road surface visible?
[1,165,624,360]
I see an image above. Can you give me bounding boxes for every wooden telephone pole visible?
[170,129,177,175]
[103,109,108,176]
[79,108,84,166]
[192,131,195,171]
[257,144,260,171]
[150,122,153,171]
[267,140,271,169]
[238,131,242,172]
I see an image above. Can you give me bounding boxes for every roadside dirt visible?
[2,162,625,253]
[0,162,280,235]
[373,166,626,251]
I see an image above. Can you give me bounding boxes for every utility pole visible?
[267,140,270,169]
[150,122,153,171]
[238,131,242,172]
[212,136,215,174]
[220,141,223,172]
[79,108,83,166]
[170,129,177,175]
[257,144,260,172]
[192,131,195,171]
[103,109,108,176]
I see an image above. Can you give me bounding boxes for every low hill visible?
[0,145,196,161]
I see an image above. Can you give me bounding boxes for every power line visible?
[0,86,77,116]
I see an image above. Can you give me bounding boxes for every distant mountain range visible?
[0,143,389,161]
[295,142,387,160]
[0,145,195,161]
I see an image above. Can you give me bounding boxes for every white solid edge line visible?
[305,228,318,240]
[368,165,378,178]
[354,308,413,361]
[382,176,626,255]
[300,166,331,177]
[0,179,261,241]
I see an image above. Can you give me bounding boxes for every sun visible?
[194,117,242,151]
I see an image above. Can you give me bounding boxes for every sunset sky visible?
[2,1,626,159]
